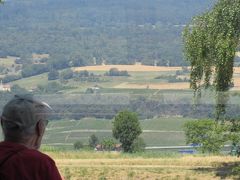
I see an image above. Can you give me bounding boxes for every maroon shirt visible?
[0,141,62,180]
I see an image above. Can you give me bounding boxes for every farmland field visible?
[0,117,193,148]
[41,117,193,148]
[73,65,240,91]
[74,64,240,75]
[45,151,240,179]
[8,65,240,91]
[113,82,189,90]
[0,57,16,67]
[73,65,182,72]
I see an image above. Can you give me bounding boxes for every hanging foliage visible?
[183,0,240,120]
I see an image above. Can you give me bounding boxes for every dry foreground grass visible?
[46,151,240,180]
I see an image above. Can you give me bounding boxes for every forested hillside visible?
[0,0,214,67]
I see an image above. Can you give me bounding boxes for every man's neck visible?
[4,136,39,150]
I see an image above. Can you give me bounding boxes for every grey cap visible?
[1,94,52,130]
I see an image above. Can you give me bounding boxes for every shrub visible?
[184,119,227,154]
[74,141,84,150]
[105,68,129,76]
[89,134,99,148]
[85,88,94,94]
[78,70,89,77]
[60,69,73,80]
[21,64,48,77]
[101,138,115,151]
[2,74,22,83]
[48,69,59,80]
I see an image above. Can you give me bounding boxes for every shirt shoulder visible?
[0,142,62,180]
[23,150,62,180]
[23,148,55,163]
[21,149,62,178]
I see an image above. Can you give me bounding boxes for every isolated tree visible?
[112,111,142,152]
[183,0,240,121]
[89,134,99,148]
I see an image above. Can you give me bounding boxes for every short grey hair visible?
[1,118,38,141]
[1,94,51,141]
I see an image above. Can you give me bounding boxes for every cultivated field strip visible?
[73,65,182,72]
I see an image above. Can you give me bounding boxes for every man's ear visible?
[36,120,45,136]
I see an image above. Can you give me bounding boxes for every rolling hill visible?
[0,0,215,66]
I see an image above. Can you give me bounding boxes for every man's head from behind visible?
[0,94,51,149]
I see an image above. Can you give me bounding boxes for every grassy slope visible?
[0,67,199,148]
[10,69,180,92]
[40,117,194,148]
[10,73,48,89]
[0,117,193,148]
[1,68,195,148]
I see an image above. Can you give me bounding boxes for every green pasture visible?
[1,68,196,149]
[10,70,181,94]
[40,117,194,149]
[99,88,157,95]
[11,73,49,89]
[141,117,193,131]
[0,117,194,148]
[127,71,174,83]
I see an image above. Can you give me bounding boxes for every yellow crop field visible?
[32,53,49,60]
[73,65,240,73]
[115,77,240,91]
[232,77,240,90]
[46,151,240,180]
[114,82,190,90]
[73,65,182,72]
